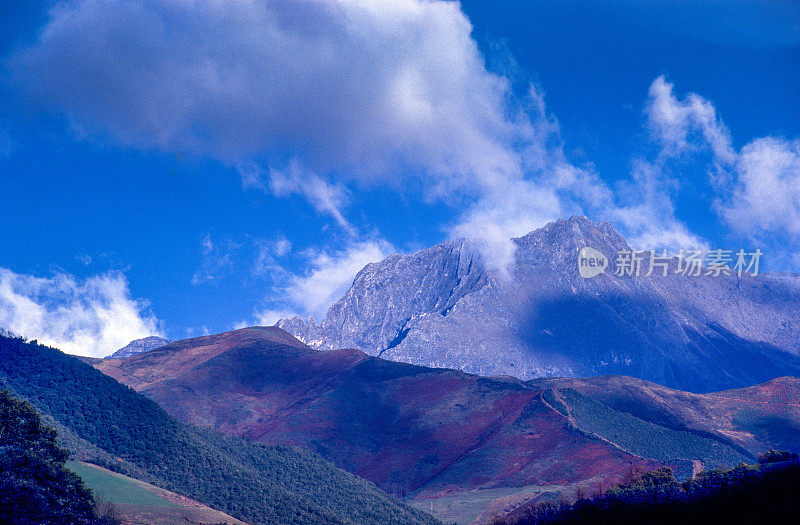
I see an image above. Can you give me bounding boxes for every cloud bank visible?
[8,0,629,270]
[0,268,161,357]
[7,0,799,333]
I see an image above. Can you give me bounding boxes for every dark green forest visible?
[0,333,437,524]
[0,389,108,524]
[499,454,800,525]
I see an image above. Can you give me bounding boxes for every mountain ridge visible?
[278,216,800,392]
[94,327,667,497]
[92,327,800,503]
[0,331,438,524]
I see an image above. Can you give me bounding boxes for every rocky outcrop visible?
[109,336,171,359]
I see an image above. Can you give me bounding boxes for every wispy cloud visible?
[0,126,15,157]
[268,161,352,232]
[191,233,235,286]
[252,239,395,323]
[642,76,800,265]
[0,267,161,357]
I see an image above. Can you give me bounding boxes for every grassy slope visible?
[66,461,177,508]
[92,328,663,498]
[534,375,800,460]
[67,461,252,524]
[0,335,437,525]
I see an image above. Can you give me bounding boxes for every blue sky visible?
[0,0,798,356]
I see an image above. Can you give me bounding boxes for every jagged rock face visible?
[279,239,489,354]
[109,336,171,359]
[279,216,800,392]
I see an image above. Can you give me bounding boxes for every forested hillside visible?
[0,390,103,524]
[500,456,800,524]
[0,333,437,524]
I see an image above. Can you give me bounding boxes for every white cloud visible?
[10,0,520,192]
[10,0,608,271]
[446,78,715,269]
[719,137,800,239]
[268,161,352,230]
[9,0,552,270]
[646,75,737,180]
[448,177,562,276]
[253,239,395,322]
[18,2,794,274]
[645,76,800,251]
[0,268,161,357]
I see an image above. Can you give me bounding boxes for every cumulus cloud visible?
[10,0,519,188]
[719,138,800,239]
[0,268,161,357]
[253,239,394,322]
[17,1,787,274]
[645,76,800,253]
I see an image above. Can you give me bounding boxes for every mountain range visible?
[93,326,800,520]
[278,216,800,393]
[7,215,800,524]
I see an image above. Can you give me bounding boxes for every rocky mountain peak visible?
[514,216,629,262]
[108,335,171,359]
[279,237,490,353]
[278,217,800,392]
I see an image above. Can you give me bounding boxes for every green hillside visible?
[559,388,749,470]
[0,333,437,525]
[0,390,101,524]
[66,461,177,508]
